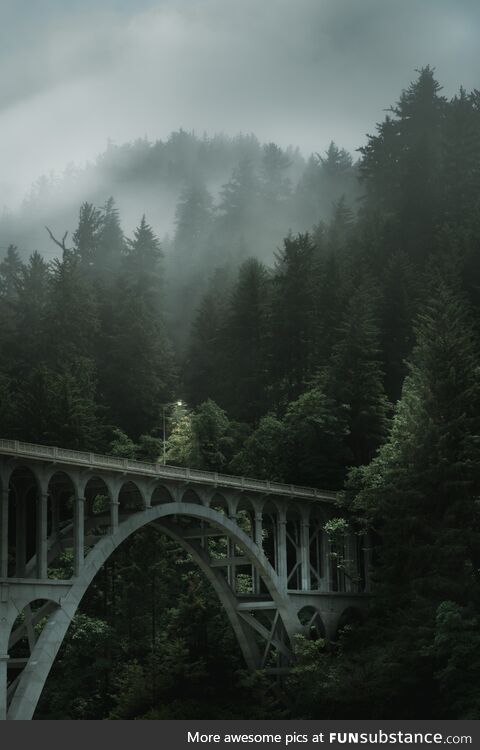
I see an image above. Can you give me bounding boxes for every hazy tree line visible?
[1,67,480,718]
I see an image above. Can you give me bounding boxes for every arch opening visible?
[336,606,364,639]
[297,606,326,640]
[8,466,39,578]
[83,476,112,551]
[46,471,76,580]
[286,506,302,591]
[150,484,173,506]
[118,481,144,516]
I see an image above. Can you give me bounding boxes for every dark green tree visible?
[270,233,316,404]
[222,258,270,423]
[73,202,103,270]
[327,275,389,466]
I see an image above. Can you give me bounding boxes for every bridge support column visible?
[321,530,330,592]
[277,509,287,590]
[253,511,263,594]
[0,489,8,578]
[36,493,48,579]
[300,520,311,591]
[228,513,238,591]
[16,491,26,578]
[74,497,85,577]
[345,530,357,593]
[0,653,8,721]
[51,495,60,543]
[110,498,119,534]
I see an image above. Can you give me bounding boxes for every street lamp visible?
[162,400,184,465]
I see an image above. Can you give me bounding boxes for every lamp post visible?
[162,400,184,465]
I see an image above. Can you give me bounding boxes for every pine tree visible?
[354,278,480,605]
[360,67,446,260]
[0,245,23,350]
[441,87,480,224]
[282,386,349,489]
[73,202,103,270]
[217,157,259,260]
[46,252,99,364]
[327,275,390,466]
[260,143,291,206]
[185,291,223,407]
[97,197,125,277]
[100,273,175,438]
[270,233,316,404]
[124,214,163,290]
[332,278,480,718]
[14,251,50,373]
[173,184,213,274]
[222,258,269,423]
[229,415,287,482]
[380,251,420,402]
[185,268,232,407]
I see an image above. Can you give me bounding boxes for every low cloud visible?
[2,0,480,208]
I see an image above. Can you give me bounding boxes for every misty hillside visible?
[2,45,480,720]
[0,131,359,346]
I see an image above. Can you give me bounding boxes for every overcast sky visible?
[1,0,480,208]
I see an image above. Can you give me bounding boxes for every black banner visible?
[1,720,478,749]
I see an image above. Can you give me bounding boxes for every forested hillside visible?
[1,67,480,719]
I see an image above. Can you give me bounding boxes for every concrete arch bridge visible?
[0,438,371,720]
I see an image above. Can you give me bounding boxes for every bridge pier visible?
[16,491,27,578]
[277,509,288,590]
[36,492,48,580]
[73,497,85,576]
[0,488,8,579]
[0,654,8,721]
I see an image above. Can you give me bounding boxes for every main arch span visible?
[0,438,371,720]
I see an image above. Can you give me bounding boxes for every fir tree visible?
[327,275,390,466]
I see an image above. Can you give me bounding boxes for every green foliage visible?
[427,602,480,719]
[327,274,390,466]
[5,67,480,721]
[191,399,234,470]
[229,414,287,480]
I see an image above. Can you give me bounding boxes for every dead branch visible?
[45,226,72,255]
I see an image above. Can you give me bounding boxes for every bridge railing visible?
[0,438,336,502]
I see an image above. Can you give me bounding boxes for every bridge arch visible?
[0,440,370,721]
[3,501,298,720]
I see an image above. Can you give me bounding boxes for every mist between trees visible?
[1,66,480,719]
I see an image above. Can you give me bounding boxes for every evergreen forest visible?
[1,67,480,719]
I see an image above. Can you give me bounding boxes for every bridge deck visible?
[0,438,336,503]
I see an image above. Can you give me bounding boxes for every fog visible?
[2,0,479,210]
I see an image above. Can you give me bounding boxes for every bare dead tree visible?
[45,226,72,257]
